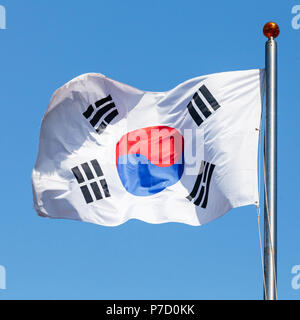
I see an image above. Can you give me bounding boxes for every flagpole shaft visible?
[264,35,278,300]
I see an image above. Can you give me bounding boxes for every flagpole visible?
[263,22,279,300]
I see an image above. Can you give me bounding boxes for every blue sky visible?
[0,0,299,300]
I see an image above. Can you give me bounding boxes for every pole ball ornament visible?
[263,22,280,39]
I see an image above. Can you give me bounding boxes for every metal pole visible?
[263,22,279,300]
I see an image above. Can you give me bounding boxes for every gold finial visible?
[263,22,280,39]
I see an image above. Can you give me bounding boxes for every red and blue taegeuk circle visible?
[116,126,184,196]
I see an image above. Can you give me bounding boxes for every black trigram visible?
[82,95,119,134]
[187,85,221,126]
[71,159,111,204]
[187,161,215,208]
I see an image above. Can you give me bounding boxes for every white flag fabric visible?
[32,69,264,227]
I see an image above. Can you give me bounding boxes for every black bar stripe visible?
[100,179,111,198]
[200,85,220,111]
[193,93,212,118]
[81,163,94,180]
[187,161,205,200]
[91,159,103,177]
[187,102,203,126]
[83,105,94,119]
[90,182,103,200]
[202,161,210,183]
[71,167,85,184]
[96,122,107,134]
[194,186,205,206]
[80,185,93,204]
[187,172,203,199]
[194,162,209,205]
[95,95,113,108]
[104,109,119,124]
[201,164,216,208]
[90,103,115,127]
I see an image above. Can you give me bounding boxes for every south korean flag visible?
[32,69,264,227]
